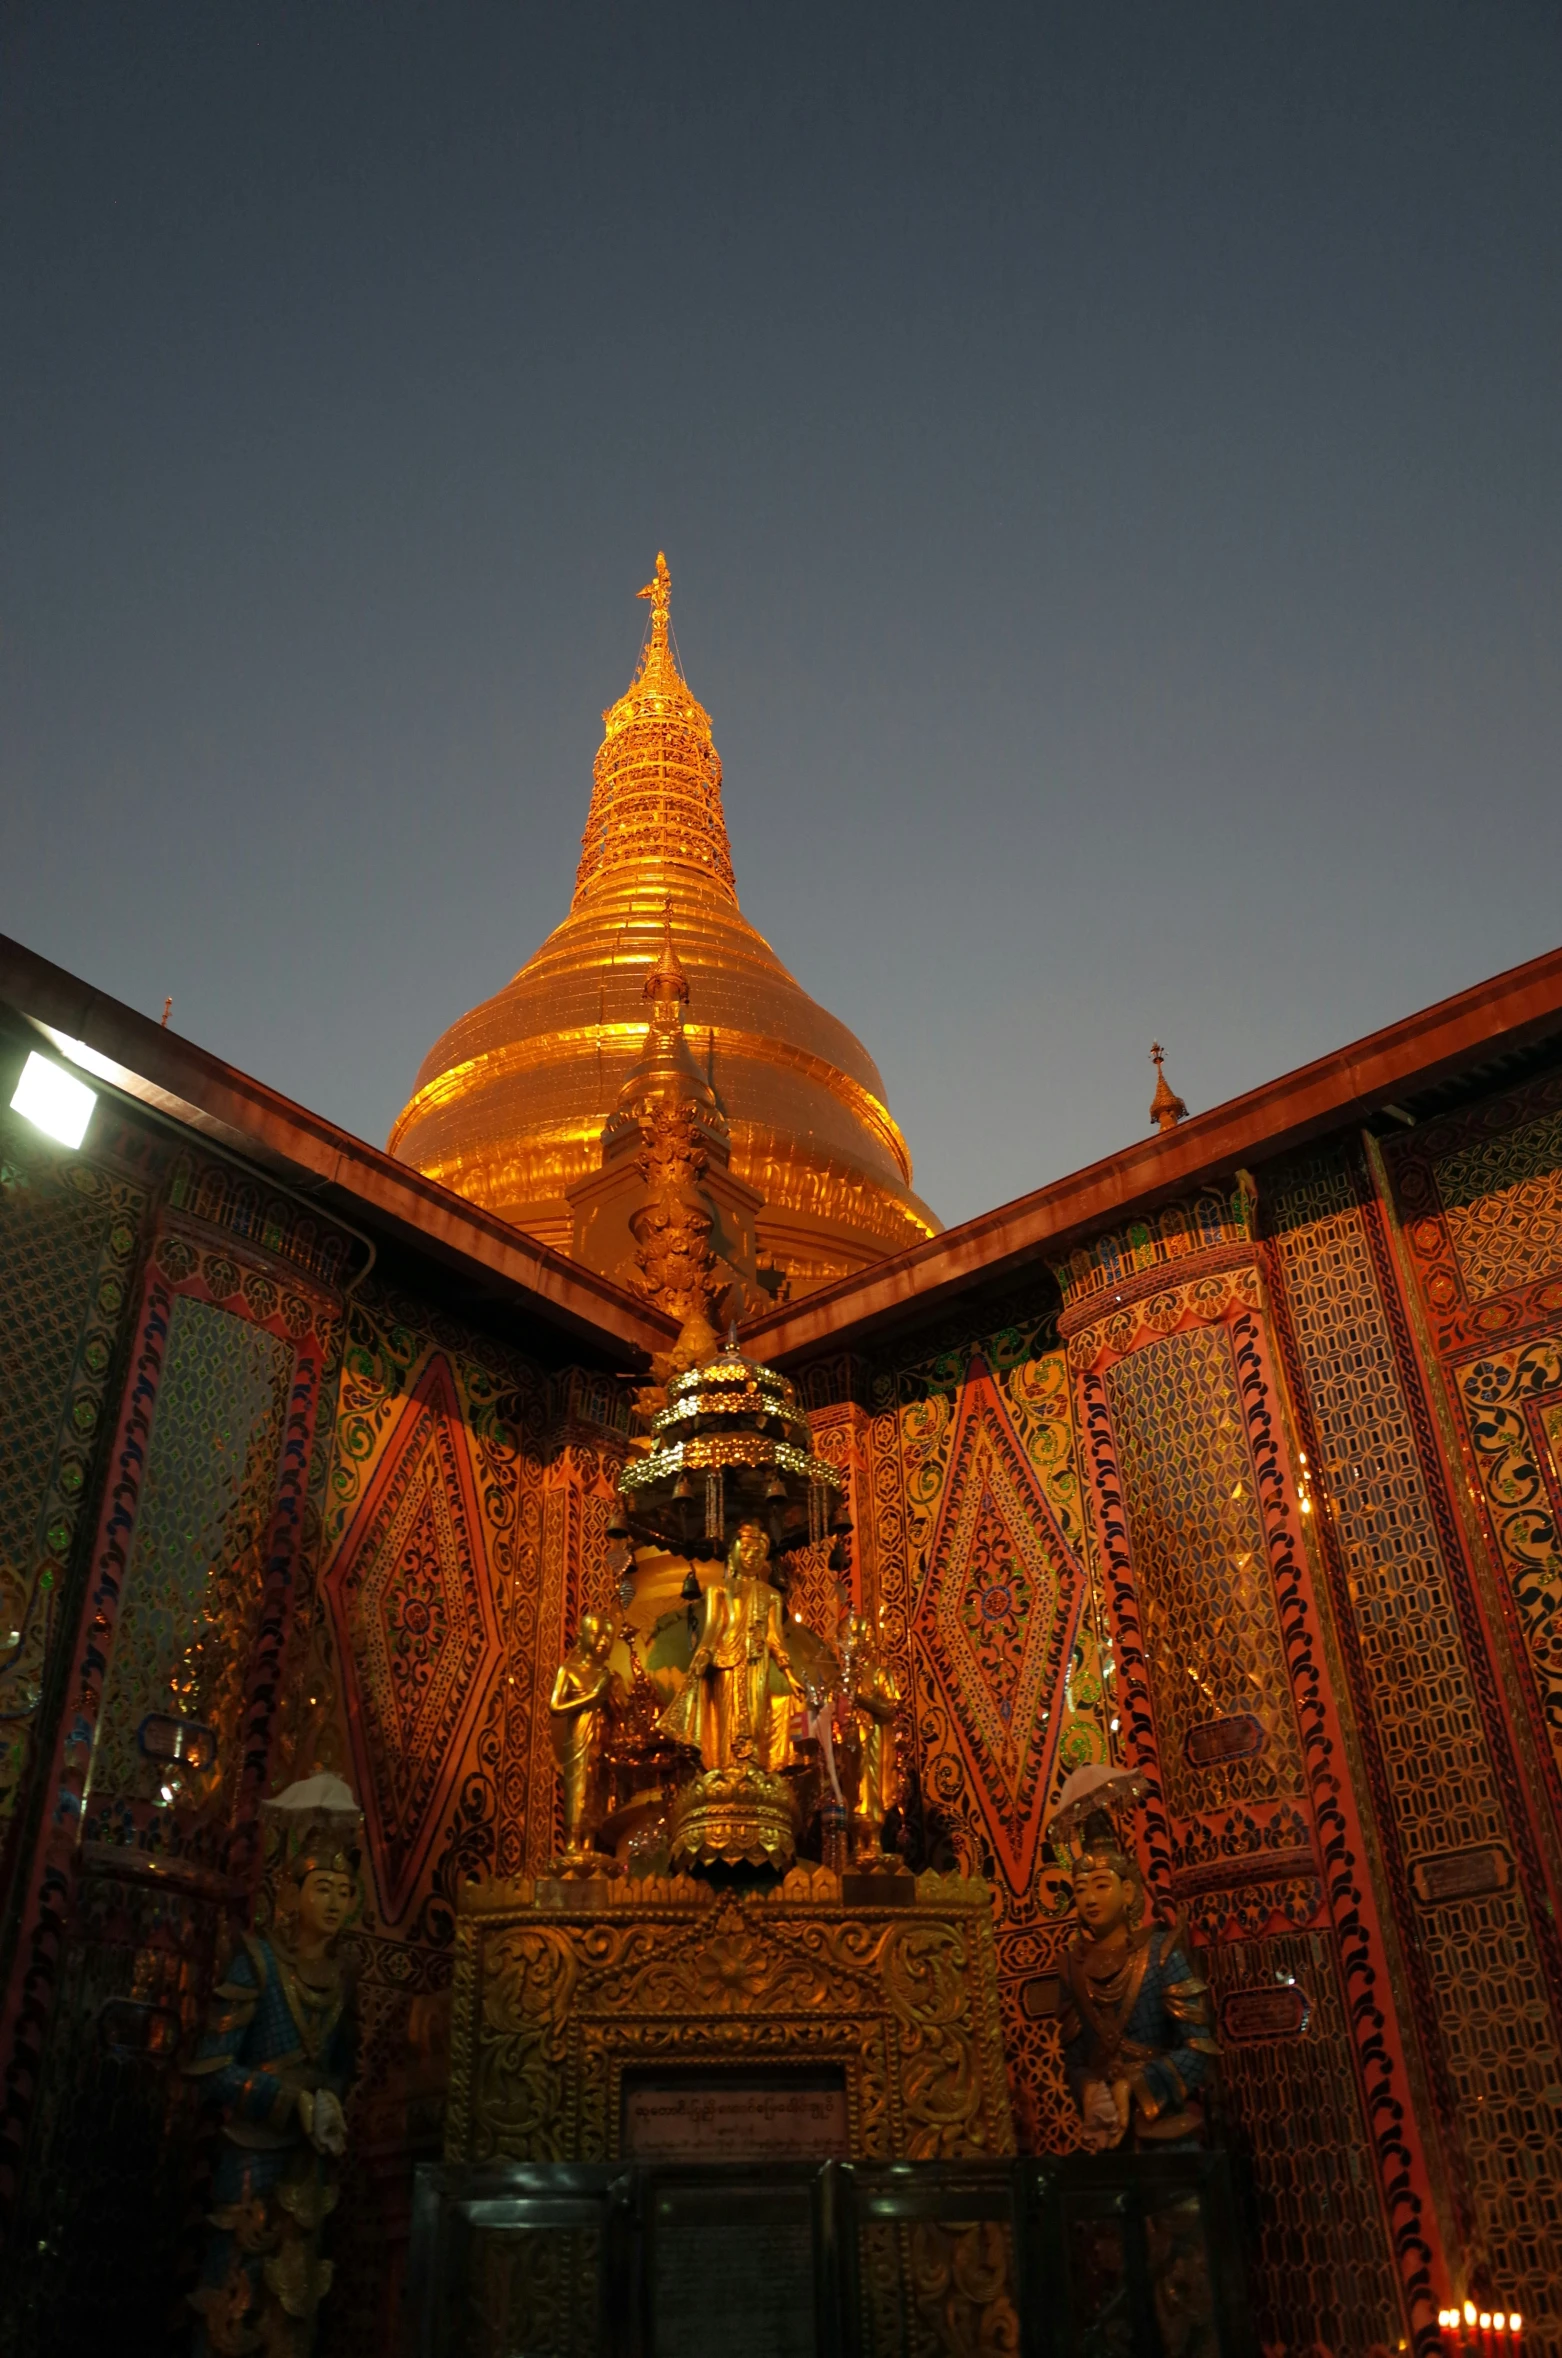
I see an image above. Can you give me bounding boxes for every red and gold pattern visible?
[326,1354,504,1923]
[913,1357,1083,1896]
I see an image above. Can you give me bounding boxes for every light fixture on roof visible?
[10,1051,96,1150]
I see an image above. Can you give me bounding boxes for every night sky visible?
[4,5,1559,1230]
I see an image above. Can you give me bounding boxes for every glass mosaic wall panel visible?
[88,1292,293,1821]
[0,1113,146,1826]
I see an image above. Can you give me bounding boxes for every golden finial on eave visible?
[636,550,672,650]
[1149,1041,1189,1134]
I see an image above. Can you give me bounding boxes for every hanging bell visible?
[764,1469,786,1501]
[672,1472,695,1502]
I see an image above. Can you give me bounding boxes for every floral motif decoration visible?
[1458,1333,1562,1786]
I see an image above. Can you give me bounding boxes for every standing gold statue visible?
[660,1522,802,1773]
[658,1522,805,1867]
[842,1613,902,1857]
[548,1612,617,1867]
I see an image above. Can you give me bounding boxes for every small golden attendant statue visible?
[1057,1798,1218,2150]
[186,1776,361,2356]
[548,1611,617,1870]
[659,1520,805,1867]
[842,1613,902,1858]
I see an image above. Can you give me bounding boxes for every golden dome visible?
[388,554,940,1289]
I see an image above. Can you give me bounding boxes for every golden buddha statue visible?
[659,1521,801,1775]
[656,1520,807,1869]
[547,1612,618,1870]
[387,553,939,1297]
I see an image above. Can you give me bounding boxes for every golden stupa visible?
[388,555,939,1292]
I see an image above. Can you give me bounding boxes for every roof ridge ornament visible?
[1149,1041,1189,1134]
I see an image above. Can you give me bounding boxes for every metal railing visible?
[410,2151,1256,2358]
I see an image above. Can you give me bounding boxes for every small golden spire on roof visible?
[645,897,690,1009]
[636,551,673,651]
[1149,1042,1189,1134]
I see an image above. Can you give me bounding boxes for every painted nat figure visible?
[1050,1771,1219,2151]
[186,1776,361,2356]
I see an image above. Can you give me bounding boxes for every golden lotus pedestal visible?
[445,1867,1014,2166]
[667,1762,797,1872]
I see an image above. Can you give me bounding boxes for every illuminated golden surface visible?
[389,554,939,1283]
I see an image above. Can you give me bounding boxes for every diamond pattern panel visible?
[914,1358,1083,1895]
[1435,1111,1562,1301]
[1102,1323,1304,1823]
[327,1352,501,1921]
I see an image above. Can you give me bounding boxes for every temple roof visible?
[5,930,1562,1375]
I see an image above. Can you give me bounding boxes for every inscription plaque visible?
[623,2067,849,2163]
[1219,1983,1311,2044]
[651,2184,815,2358]
[1411,1845,1511,1904]
[1184,1713,1265,1768]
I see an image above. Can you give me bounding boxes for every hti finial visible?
[636,552,672,648]
[1149,1042,1188,1134]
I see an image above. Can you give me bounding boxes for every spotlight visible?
[10,1052,95,1150]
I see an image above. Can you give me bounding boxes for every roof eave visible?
[739,939,1562,1365]
[0,934,678,1366]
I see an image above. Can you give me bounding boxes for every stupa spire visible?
[637,550,673,652]
[572,552,738,909]
[1149,1042,1189,1134]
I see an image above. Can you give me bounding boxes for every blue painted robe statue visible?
[1060,1810,1219,2149]
[186,1778,360,2357]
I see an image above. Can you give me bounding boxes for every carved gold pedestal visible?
[668,1762,796,1871]
[446,1868,1014,2163]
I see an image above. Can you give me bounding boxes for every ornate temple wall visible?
[1057,1192,1430,2352]
[795,1292,1116,2154]
[283,1286,625,2343]
[0,1074,355,2344]
[1263,1106,1562,2340]
[0,1054,626,2356]
[5,1003,1562,2358]
[793,1099,1562,2358]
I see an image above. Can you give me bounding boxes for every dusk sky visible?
[4,5,1559,1230]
